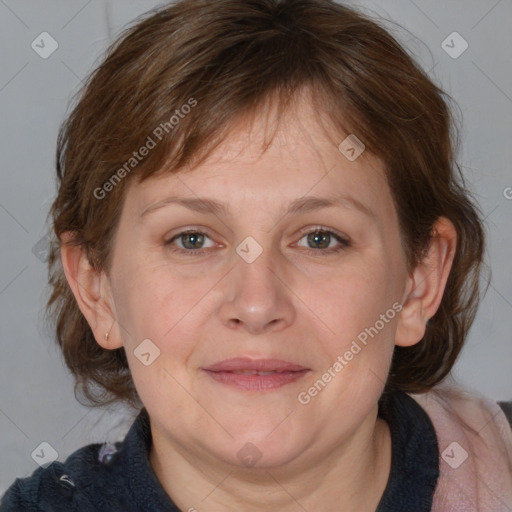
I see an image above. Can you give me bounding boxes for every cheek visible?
[112,270,204,397]
[313,260,394,323]
[111,264,216,355]
[310,263,400,367]
[110,264,178,343]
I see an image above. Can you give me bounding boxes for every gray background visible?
[1,0,511,495]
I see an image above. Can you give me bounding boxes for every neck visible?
[149,409,391,512]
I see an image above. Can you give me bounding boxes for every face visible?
[105,96,410,470]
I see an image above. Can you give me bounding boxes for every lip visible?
[202,357,309,372]
[201,357,311,391]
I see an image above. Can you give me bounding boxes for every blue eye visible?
[296,229,350,253]
[166,230,215,254]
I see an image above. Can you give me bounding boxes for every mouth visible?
[201,357,311,391]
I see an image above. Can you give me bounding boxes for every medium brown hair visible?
[48,0,487,409]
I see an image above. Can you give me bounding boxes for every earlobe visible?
[395,217,457,348]
[60,231,122,350]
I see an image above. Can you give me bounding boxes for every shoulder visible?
[0,441,122,512]
[408,381,512,508]
[410,382,512,443]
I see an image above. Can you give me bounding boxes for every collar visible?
[376,391,439,511]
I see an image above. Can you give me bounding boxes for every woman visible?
[2,0,511,510]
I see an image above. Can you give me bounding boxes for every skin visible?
[62,93,457,511]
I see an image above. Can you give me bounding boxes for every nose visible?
[218,247,296,335]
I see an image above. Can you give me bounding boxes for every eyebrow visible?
[139,194,375,220]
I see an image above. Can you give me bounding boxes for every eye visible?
[165,230,216,255]
[295,228,350,254]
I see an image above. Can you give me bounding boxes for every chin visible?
[209,430,306,470]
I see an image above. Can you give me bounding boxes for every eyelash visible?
[164,227,351,257]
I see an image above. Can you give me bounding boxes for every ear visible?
[60,231,122,350]
[395,217,457,347]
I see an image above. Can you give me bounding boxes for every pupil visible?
[183,232,203,249]
[308,231,329,249]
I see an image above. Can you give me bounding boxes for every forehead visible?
[126,94,393,222]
